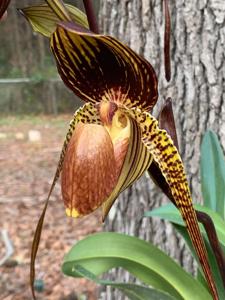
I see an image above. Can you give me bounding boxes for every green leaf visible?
[74,265,176,300]
[173,224,225,300]
[145,203,225,252]
[146,204,225,299]
[20,4,88,37]
[200,130,225,219]
[62,232,211,300]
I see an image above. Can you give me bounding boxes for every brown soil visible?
[0,115,102,300]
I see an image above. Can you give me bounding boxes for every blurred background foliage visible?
[0,0,99,115]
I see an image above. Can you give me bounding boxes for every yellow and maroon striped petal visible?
[127,108,218,299]
[50,22,158,111]
[0,0,10,19]
[102,115,153,219]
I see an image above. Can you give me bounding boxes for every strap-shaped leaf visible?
[20,4,88,37]
[73,265,177,300]
[51,22,158,111]
[146,203,225,298]
[62,232,211,300]
[145,203,225,252]
[0,0,10,18]
[30,103,100,300]
[200,130,225,219]
[127,108,218,300]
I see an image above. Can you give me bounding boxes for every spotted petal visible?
[51,22,158,111]
[127,108,218,299]
[148,99,178,203]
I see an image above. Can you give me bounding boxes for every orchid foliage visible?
[15,0,220,299]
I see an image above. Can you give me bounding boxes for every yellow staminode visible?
[65,208,80,218]
[106,110,131,145]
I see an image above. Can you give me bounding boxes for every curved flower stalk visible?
[21,4,218,300]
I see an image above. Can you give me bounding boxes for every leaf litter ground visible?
[0,115,101,300]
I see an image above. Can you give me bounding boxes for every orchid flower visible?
[21,3,218,299]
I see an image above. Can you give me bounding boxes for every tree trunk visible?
[98,1,225,299]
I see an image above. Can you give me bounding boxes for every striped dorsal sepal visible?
[50,22,158,111]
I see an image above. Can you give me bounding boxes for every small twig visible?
[0,229,14,266]
[83,0,99,34]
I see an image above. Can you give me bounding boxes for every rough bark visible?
[98,0,225,299]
